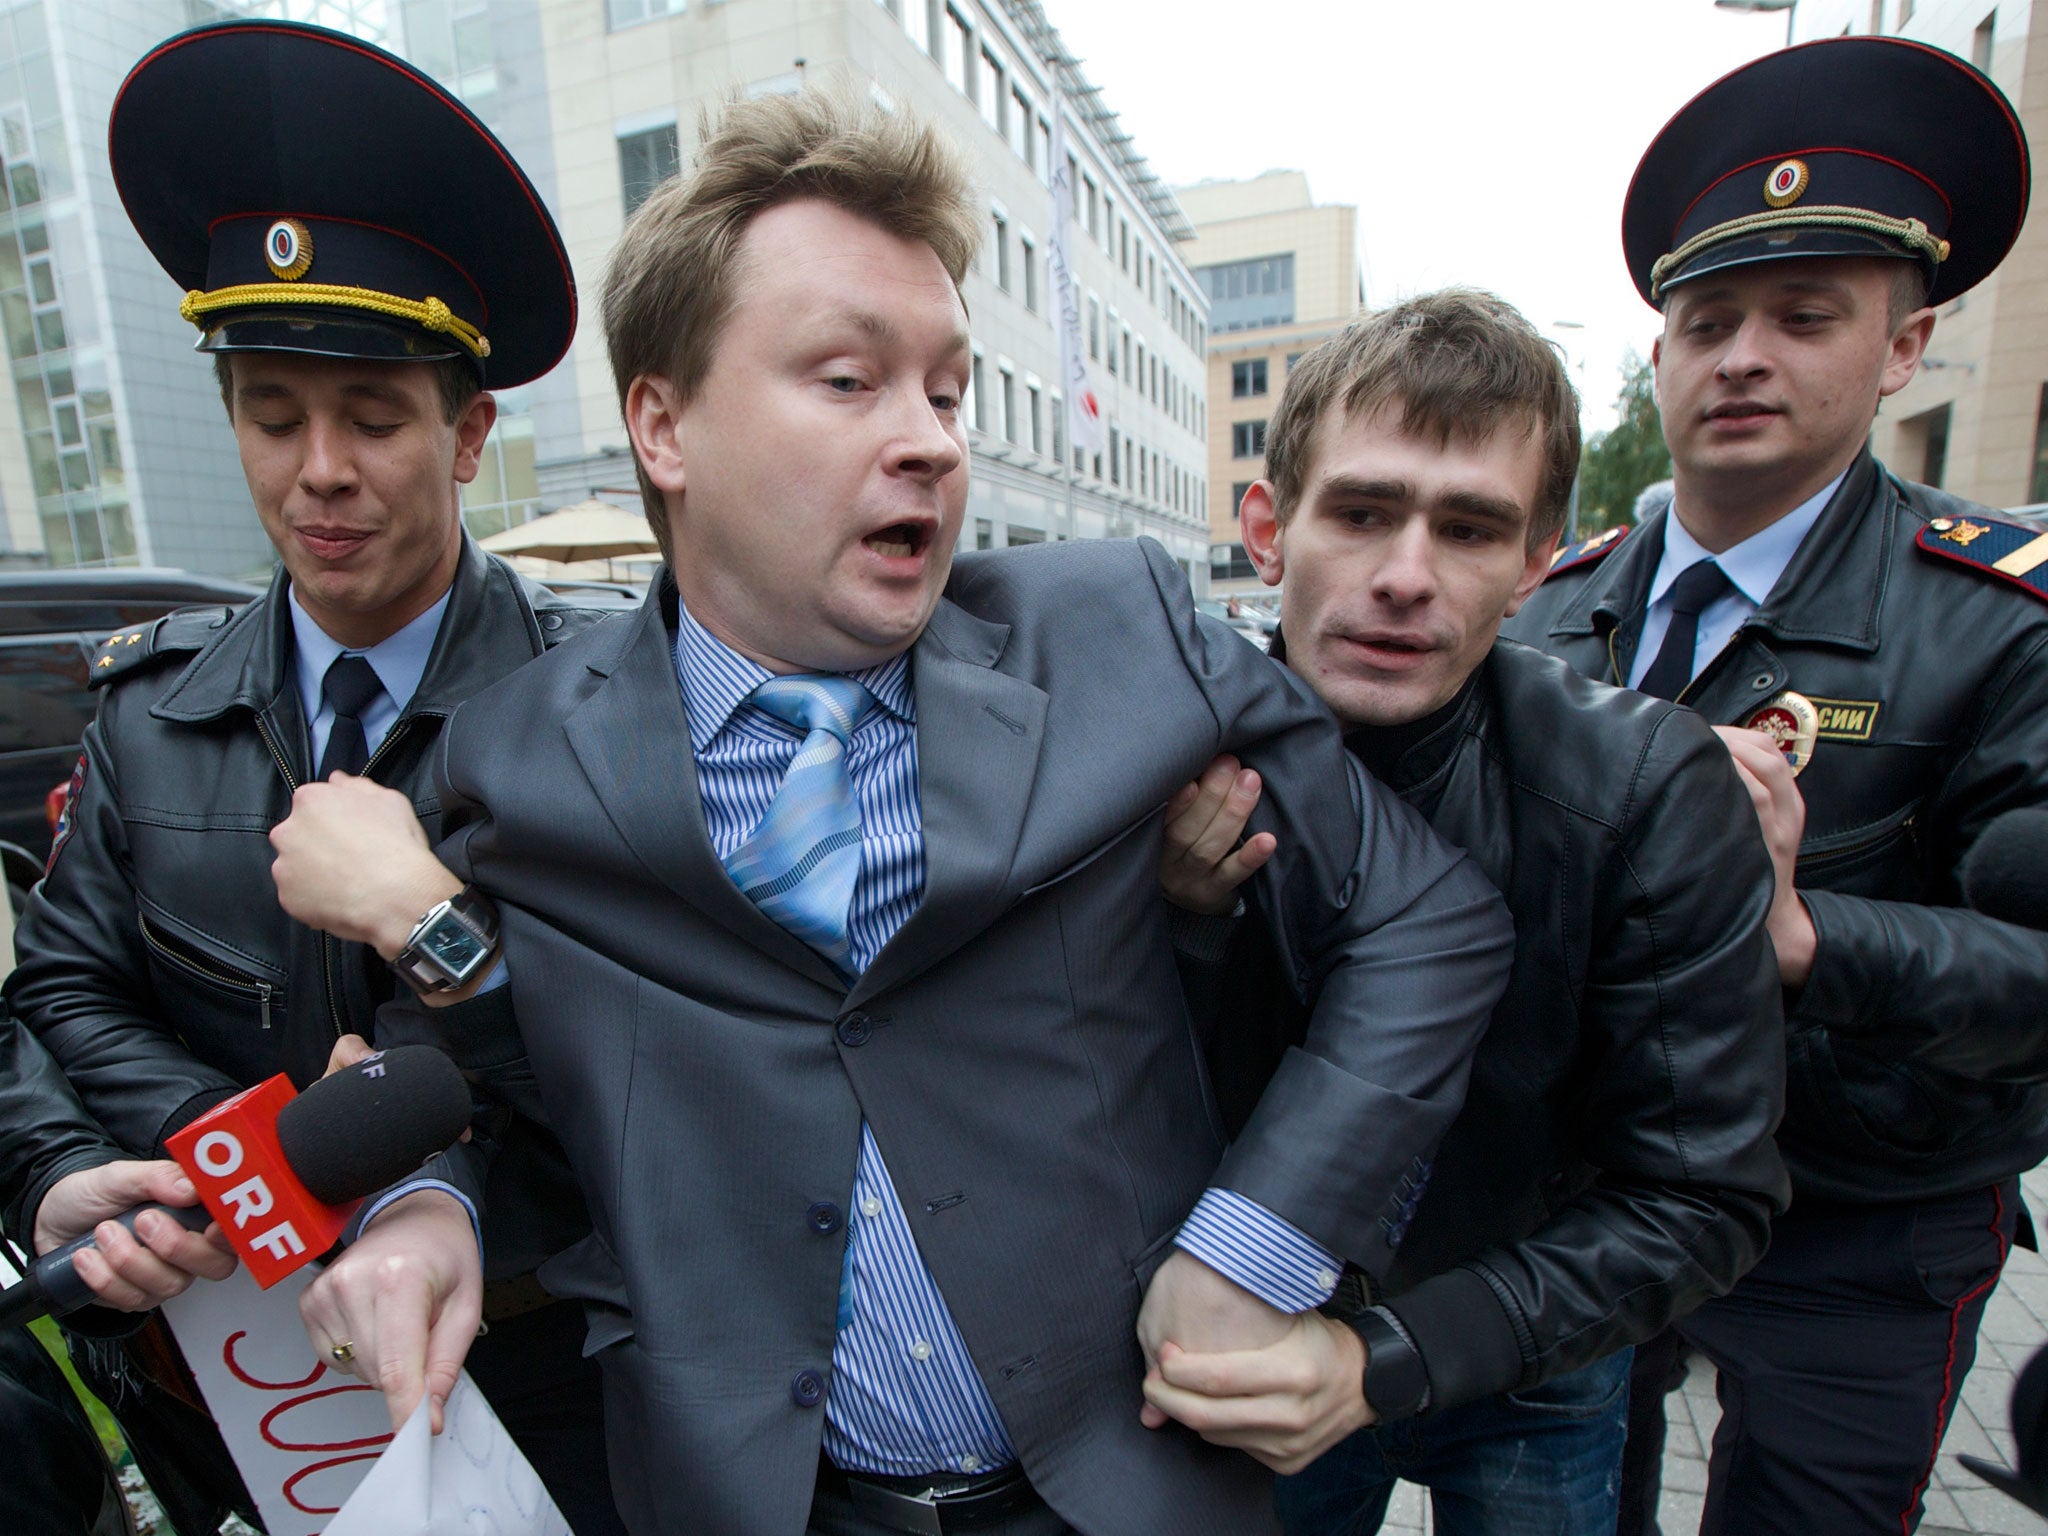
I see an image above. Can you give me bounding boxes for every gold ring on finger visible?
[330,1340,356,1365]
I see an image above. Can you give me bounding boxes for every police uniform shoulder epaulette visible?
[1914,514,2048,604]
[89,605,236,689]
[1544,524,1629,580]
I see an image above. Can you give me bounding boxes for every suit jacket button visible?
[791,1369,826,1408]
[808,1201,843,1234]
[836,1015,871,1047]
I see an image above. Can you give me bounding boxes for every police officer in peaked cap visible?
[1504,36,2048,1536]
[0,20,626,1534]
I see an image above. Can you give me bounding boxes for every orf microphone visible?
[1960,807,2048,930]
[1,1046,469,1328]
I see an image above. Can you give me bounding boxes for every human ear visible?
[1240,481,1286,587]
[625,375,689,495]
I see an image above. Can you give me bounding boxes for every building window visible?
[1085,177,1099,238]
[1902,401,1951,487]
[1232,359,1268,398]
[992,210,1009,290]
[902,0,932,54]
[1021,236,1038,312]
[1232,420,1267,459]
[1210,542,1257,581]
[1119,221,1129,274]
[942,6,970,94]
[1231,480,1254,519]
[1109,425,1120,485]
[607,0,685,25]
[970,351,987,433]
[1051,392,1065,462]
[1088,296,1100,359]
[618,123,680,217]
[1198,254,1296,333]
[977,46,1002,130]
[975,517,993,550]
[1009,86,1030,160]
[1973,11,1995,68]
[1007,526,1045,547]
[1033,115,1052,184]
[1000,367,1017,444]
[1028,383,1043,454]
[2032,386,2048,501]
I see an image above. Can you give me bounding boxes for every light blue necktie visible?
[723,675,879,979]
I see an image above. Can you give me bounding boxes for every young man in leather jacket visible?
[1150,288,1789,1536]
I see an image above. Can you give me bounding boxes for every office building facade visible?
[1177,171,1362,597]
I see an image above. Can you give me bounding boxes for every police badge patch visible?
[46,752,85,871]
[1745,691,1820,776]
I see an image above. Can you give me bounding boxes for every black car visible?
[0,568,260,903]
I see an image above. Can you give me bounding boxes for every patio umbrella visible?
[478,499,658,564]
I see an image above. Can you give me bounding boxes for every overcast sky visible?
[1042,0,1798,434]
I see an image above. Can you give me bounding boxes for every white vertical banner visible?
[1047,98,1103,455]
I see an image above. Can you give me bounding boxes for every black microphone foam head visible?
[1960,808,2048,930]
[275,1045,473,1206]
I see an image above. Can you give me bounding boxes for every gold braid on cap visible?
[178,283,491,359]
[1651,207,1951,299]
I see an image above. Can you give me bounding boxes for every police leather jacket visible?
[4,536,617,1274]
[1191,638,1788,1413]
[0,1011,124,1245]
[1506,451,2048,1204]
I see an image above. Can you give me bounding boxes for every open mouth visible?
[864,521,933,559]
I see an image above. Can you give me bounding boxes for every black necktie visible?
[1638,559,1734,701]
[317,654,385,779]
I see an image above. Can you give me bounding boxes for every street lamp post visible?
[1714,0,1798,46]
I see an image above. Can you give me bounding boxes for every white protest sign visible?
[163,1265,569,1534]
[164,1264,391,1533]
[325,1374,570,1536]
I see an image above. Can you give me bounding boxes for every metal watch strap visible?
[390,885,499,995]
[1346,1306,1430,1422]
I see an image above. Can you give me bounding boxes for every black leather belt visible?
[815,1454,1043,1534]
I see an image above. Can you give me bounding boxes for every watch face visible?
[420,916,488,976]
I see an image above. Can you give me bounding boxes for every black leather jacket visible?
[1506,452,2048,1204]
[3,537,617,1275]
[0,1013,124,1245]
[1193,638,1788,1413]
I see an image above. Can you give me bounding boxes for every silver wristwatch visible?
[390,886,500,995]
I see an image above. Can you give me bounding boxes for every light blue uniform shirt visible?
[1627,471,1843,692]
[288,585,451,771]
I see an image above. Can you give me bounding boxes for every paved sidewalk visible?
[1379,1163,2048,1536]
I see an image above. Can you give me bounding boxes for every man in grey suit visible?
[268,91,1513,1536]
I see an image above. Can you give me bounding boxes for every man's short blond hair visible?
[602,87,981,562]
[1265,289,1582,547]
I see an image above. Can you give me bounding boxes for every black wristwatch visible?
[1340,1306,1431,1422]
[391,886,500,995]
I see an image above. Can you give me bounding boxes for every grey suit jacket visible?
[409,538,1511,1536]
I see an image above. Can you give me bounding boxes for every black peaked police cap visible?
[1623,36,2029,309]
[110,19,575,387]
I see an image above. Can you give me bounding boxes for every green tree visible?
[1576,351,1672,535]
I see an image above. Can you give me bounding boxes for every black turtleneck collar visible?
[1269,624,1480,799]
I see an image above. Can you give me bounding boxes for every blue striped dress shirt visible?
[673,599,1340,1476]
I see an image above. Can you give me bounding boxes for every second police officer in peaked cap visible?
[0,19,628,1534]
[1506,36,2048,1536]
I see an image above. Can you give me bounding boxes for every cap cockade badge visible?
[1763,159,1810,210]
[264,218,313,281]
